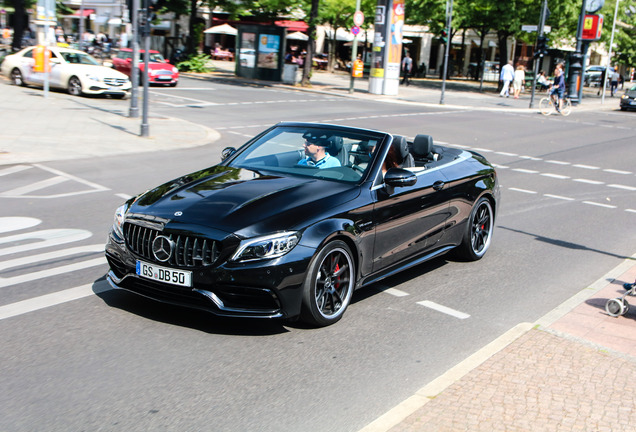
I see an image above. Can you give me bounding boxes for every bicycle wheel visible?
[539,97,553,116]
[560,98,572,116]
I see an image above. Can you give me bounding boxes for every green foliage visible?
[176,53,213,72]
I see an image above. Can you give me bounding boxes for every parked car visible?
[1,46,130,97]
[584,65,610,87]
[619,84,636,111]
[105,123,500,327]
[112,48,179,86]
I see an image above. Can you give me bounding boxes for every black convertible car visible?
[106,122,500,326]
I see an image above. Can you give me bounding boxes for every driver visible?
[297,133,341,169]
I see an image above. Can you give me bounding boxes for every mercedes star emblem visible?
[152,235,173,262]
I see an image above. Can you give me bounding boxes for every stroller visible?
[605,279,636,317]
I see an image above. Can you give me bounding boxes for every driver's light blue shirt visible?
[298,154,341,168]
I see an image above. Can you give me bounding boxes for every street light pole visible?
[348,0,362,94]
[529,0,548,108]
[129,0,140,118]
[601,0,621,103]
[439,0,453,105]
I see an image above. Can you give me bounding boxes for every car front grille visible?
[155,70,173,75]
[124,222,219,267]
[104,77,128,86]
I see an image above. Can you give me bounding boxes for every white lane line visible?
[149,91,218,105]
[0,244,104,271]
[0,217,42,234]
[417,301,470,319]
[546,160,570,165]
[494,152,517,157]
[519,156,542,161]
[492,164,509,169]
[582,201,617,209]
[573,164,600,170]
[604,169,632,175]
[541,173,570,179]
[544,194,575,201]
[0,175,69,197]
[115,193,132,200]
[573,178,605,185]
[608,184,636,191]
[626,209,636,213]
[509,187,537,194]
[383,288,410,297]
[0,281,111,320]
[0,229,92,256]
[512,168,539,174]
[0,257,107,288]
[472,148,493,153]
[0,165,32,177]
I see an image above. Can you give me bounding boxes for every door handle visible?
[433,181,445,191]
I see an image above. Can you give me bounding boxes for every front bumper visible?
[105,233,313,319]
[85,81,131,95]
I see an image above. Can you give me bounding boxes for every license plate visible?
[136,260,192,287]
[156,76,171,80]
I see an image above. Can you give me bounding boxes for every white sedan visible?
[1,46,131,98]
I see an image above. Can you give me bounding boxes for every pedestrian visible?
[537,70,550,91]
[610,68,620,97]
[401,51,413,86]
[499,60,514,97]
[512,64,525,99]
[597,68,607,95]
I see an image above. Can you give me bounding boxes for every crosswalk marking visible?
[0,244,104,271]
[0,257,107,288]
[0,175,69,197]
[0,217,41,233]
[0,229,92,256]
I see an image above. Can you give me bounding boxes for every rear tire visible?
[455,197,494,261]
[560,98,572,116]
[301,240,355,327]
[11,68,25,86]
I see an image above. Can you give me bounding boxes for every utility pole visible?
[439,0,453,105]
[567,0,588,105]
[140,0,150,137]
[129,0,140,118]
[529,0,548,108]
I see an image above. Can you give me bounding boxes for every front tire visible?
[301,240,355,327]
[456,197,494,261]
[68,76,83,96]
[11,68,25,86]
[539,97,552,116]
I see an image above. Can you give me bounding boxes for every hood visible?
[147,62,174,71]
[73,64,129,79]
[129,166,360,236]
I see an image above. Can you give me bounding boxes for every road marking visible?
[573,178,604,185]
[546,160,570,165]
[494,152,517,157]
[0,257,107,288]
[0,165,32,177]
[509,187,537,194]
[572,164,600,170]
[383,288,410,297]
[0,229,92,256]
[582,201,617,209]
[604,169,631,175]
[0,217,41,233]
[519,156,542,161]
[417,301,470,319]
[0,244,104,271]
[0,175,69,197]
[544,194,575,201]
[512,168,539,174]
[0,281,111,321]
[115,193,132,200]
[626,209,636,213]
[608,184,636,191]
[492,164,509,169]
[541,173,570,179]
[35,164,110,191]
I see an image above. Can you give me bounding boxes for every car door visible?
[371,168,451,272]
[48,50,64,88]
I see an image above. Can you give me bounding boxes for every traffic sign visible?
[353,11,364,27]
[351,26,360,36]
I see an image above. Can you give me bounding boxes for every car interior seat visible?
[392,135,415,168]
[412,134,439,163]
[325,136,349,167]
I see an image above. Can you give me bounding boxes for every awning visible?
[203,23,237,35]
[275,20,308,32]
[108,18,122,26]
[286,31,308,41]
[73,9,94,17]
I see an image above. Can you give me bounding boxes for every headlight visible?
[112,203,128,239]
[231,232,300,262]
[621,95,628,100]
[172,67,178,73]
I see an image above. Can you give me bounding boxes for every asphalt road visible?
[1,76,635,431]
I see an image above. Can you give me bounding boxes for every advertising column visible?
[369,0,404,95]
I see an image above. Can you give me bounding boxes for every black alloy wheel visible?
[456,197,493,261]
[301,240,355,326]
[11,68,25,86]
[67,76,82,96]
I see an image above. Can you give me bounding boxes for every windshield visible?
[58,51,101,65]
[228,126,385,183]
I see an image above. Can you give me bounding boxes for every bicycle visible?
[539,89,572,116]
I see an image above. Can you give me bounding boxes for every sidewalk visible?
[1,63,635,431]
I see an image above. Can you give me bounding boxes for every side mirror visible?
[384,168,417,188]
[125,58,132,63]
[221,147,237,160]
[50,57,61,64]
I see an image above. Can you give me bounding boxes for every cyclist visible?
[550,66,566,112]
